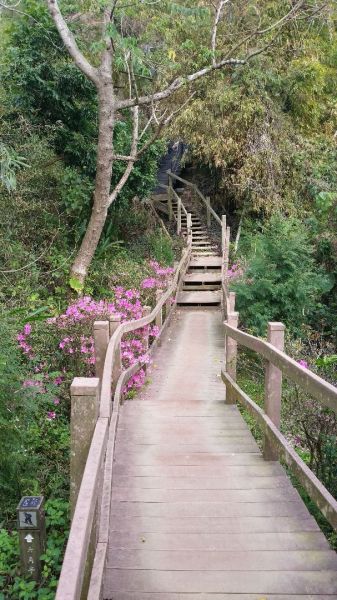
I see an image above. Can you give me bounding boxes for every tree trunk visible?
[70,83,115,285]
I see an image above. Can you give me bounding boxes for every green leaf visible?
[69,276,84,294]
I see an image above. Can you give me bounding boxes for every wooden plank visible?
[105,594,337,600]
[108,531,329,551]
[104,569,337,594]
[190,256,222,267]
[107,549,337,571]
[184,272,222,283]
[111,486,299,503]
[109,515,320,534]
[178,291,221,304]
[112,464,284,477]
[112,475,293,490]
[113,451,263,466]
[111,500,309,518]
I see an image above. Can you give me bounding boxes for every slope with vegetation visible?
[0,0,336,597]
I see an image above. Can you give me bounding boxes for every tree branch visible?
[116,0,319,110]
[211,0,229,66]
[108,106,139,206]
[46,0,100,86]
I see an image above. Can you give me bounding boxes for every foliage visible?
[231,215,332,335]
[0,499,68,599]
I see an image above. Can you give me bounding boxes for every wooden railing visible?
[164,171,230,311]
[221,294,337,531]
[55,237,192,599]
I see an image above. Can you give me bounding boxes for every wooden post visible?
[225,311,239,404]
[187,213,192,239]
[229,291,236,312]
[177,196,182,235]
[206,196,211,228]
[70,377,99,517]
[109,315,122,392]
[168,176,173,222]
[143,305,151,353]
[93,321,109,382]
[264,322,285,461]
[17,496,46,582]
[221,215,227,313]
[155,290,163,329]
[221,215,227,254]
[225,226,231,273]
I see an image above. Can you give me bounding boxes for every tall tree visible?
[2,0,327,285]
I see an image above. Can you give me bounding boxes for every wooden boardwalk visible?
[103,308,337,599]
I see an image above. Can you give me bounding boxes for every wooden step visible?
[189,256,222,268]
[177,290,222,305]
[182,284,221,291]
[184,272,222,284]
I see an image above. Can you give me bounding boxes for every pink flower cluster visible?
[17,266,172,417]
[297,359,309,369]
[227,263,244,280]
[17,323,33,358]
[141,261,174,290]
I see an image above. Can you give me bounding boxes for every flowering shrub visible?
[227,262,244,281]
[17,259,175,419]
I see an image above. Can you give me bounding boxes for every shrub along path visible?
[103,308,337,599]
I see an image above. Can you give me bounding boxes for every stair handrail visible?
[222,294,337,532]
[167,170,222,227]
[55,237,192,600]
[166,171,229,312]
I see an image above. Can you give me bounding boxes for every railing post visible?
[109,315,122,392]
[93,321,109,382]
[225,226,231,274]
[229,291,236,312]
[221,215,227,315]
[187,212,192,239]
[143,306,151,353]
[155,289,163,329]
[70,377,100,518]
[206,196,211,228]
[168,176,173,222]
[177,196,182,235]
[263,322,285,461]
[221,215,227,254]
[225,311,239,404]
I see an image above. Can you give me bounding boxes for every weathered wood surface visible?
[104,309,337,599]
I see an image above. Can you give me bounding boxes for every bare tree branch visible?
[46,0,100,86]
[108,106,139,206]
[211,0,229,66]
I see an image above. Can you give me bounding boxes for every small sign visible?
[19,511,37,528]
[17,496,46,582]
[19,497,43,509]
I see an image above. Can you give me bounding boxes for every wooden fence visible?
[55,225,192,600]
[222,295,337,532]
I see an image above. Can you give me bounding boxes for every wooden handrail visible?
[100,243,191,419]
[55,418,109,600]
[167,170,222,226]
[222,371,337,530]
[56,238,192,600]
[224,323,337,412]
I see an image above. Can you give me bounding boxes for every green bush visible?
[232,214,332,335]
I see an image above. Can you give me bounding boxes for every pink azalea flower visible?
[47,411,56,420]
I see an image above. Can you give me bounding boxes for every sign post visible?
[17,496,46,581]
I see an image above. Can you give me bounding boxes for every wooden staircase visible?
[171,193,222,307]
